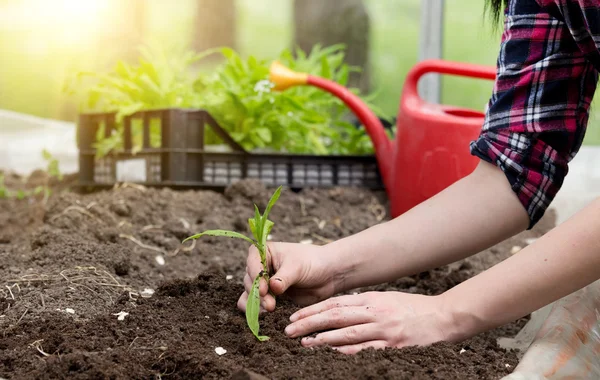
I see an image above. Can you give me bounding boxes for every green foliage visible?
[42,149,63,181]
[0,150,62,201]
[0,174,6,199]
[0,174,45,201]
[196,45,389,154]
[73,45,211,157]
[183,186,283,341]
[76,44,390,157]
[183,230,256,245]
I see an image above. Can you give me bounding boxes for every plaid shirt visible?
[470,0,600,228]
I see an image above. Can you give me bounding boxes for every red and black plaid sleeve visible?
[470,0,599,228]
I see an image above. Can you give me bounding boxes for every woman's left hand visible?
[283,291,457,354]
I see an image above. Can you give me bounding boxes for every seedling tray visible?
[77,108,383,190]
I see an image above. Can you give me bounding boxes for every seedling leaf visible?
[262,186,282,222]
[261,219,274,247]
[247,275,269,341]
[248,218,258,241]
[252,204,262,240]
[182,230,255,245]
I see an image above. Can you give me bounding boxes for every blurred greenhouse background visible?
[0,0,599,145]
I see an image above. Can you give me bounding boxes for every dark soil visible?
[0,175,557,380]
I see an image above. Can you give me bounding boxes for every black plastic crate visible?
[77,108,383,190]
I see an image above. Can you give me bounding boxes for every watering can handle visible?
[404,59,496,101]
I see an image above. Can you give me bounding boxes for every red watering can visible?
[269,59,496,218]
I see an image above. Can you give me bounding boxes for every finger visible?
[237,291,248,312]
[290,294,365,322]
[237,291,269,313]
[244,273,276,311]
[332,340,388,355]
[243,273,253,293]
[246,269,268,298]
[262,292,276,312]
[259,276,269,297]
[247,245,271,298]
[267,242,306,296]
[246,245,264,279]
[285,306,374,338]
[301,324,380,348]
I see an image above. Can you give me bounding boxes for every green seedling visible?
[182,186,282,341]
[0,150,61,202]
[42,149,63,181]
[0,174,7,199]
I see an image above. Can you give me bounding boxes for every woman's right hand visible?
[237,242,337,313]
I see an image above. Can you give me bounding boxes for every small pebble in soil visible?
[459,348,467,354]
[215,347,227,355]
[140,288,155,298]
[65,308,75,314]
[155,255,165,266]
[226,275,233,280]
[300,239,313,245]
[510,246,522,255]
[113,311,129,321]
[525,238,538,245]
[505,364,511,368]
[267,234,272,241]
[179,218,190,229]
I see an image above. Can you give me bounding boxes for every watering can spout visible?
[269,61,394,188]
[269,61,310,91]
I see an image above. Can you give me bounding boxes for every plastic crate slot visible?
[338,165,350,178]
[149,117,162,148]
[260,163,275,182]
[203,161,216,182]
[229,162,242,181]
[275,164,287,183]
[149,155,161,183]
[306,164,320,185]
[292,164,306,185]
[214,162,229,184]
[319,164,333,185]
[94,157,114,184]
[247,162,260,178]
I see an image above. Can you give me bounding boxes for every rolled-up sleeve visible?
[470,0,599,228]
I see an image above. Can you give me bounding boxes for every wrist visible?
[321,223,389,293]
[316,244,349,295]
[438,289,483,343]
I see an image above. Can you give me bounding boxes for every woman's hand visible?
[237,242,340,312]
[283,291,455,354]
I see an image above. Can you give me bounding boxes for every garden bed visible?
[0,174,556,379]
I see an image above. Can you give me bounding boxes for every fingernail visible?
[289,313,298,322]
[284,325,295,336]
[302,337,313,346]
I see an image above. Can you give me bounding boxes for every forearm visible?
[444,197,600,341]
[324,160,529,292]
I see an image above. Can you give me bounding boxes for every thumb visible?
[269,264,298,295]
